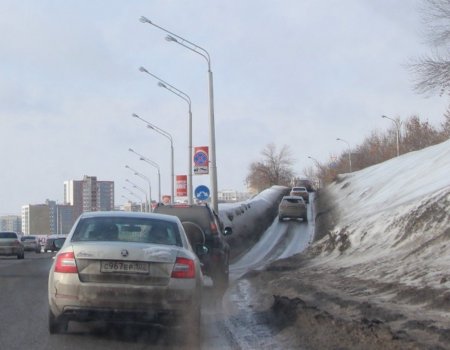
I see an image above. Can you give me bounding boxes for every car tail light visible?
[54,252,78,273]
[171,257,195,279]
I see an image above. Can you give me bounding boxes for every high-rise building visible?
[0,215,22,233]
[21,201,74,236]
[64,175,115,221]
[21,204,51,235]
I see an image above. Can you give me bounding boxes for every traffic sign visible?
[194,185,210,201]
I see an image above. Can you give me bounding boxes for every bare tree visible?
[410,0,450,96]
[246,143,295,192]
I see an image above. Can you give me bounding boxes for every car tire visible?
[278,216,283,221]
[48,309,68,334]
[303,215,308,222]
[17,252,24,259]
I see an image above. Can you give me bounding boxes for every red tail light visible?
[54,252,78,273]
[171,257,195,279]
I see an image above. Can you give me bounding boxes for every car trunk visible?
[71,242,178,286]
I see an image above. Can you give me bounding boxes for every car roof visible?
[78,210,181,224]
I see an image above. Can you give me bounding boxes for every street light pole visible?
[139,67,193,205]
[336,138,352,173]
[382,115,401,157]
[125,165,152,212]
[131,113,174,203]
[128,148,161,203]
[125,179,148,211]
[139,16,219,212]
[122,186,144,212]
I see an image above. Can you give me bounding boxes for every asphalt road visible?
[0,203,314,350]
[0,252,236,350]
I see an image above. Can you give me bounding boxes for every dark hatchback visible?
[153,203,232,289]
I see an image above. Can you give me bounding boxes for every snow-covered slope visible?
[315,139,450,290]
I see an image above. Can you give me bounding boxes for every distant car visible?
[44,235,66,252]
[20,235,41,253]
[0,231,25,259]
[153,203,232,289]
[295,178,315,192]
[290,186,309,203]
[278,196,308,222]
[48,211,204,342]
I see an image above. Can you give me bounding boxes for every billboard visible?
[176,175,187,197]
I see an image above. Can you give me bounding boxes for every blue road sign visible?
[195,185,210,201]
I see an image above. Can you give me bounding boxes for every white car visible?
[20,235,41,253]
[278,196,308,222]
[0,231,24,259]
[48,211,204,342]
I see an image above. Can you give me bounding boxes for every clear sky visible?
[1,0,448,215]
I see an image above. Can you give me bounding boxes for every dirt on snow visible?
[234,186,450,350]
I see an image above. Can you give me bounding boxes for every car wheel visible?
[17,252,24,259]
[303,215,308,222]
[48,309,68,334]
[278,216,283,221]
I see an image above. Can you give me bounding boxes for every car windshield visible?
[71,217,182,246]
[21,236,36,241]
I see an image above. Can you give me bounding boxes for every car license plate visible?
[100,261,149,274]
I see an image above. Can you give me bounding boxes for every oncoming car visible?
[48,211,204,341]
[278,196,308,222]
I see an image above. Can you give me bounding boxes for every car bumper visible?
[49,274,201,323]
[0,247,23,255]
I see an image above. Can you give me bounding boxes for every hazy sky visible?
[1,0,448,215]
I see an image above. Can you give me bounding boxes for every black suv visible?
[153,203,232,288]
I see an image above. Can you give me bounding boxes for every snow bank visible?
[219,185,289,259]
[314,139,450,290]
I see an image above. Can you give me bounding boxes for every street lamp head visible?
[128,148,134,152]
[132,113,139,118]
[165,35,178,43]
[336,138,341,141]
[125,165,130,169]
[157,82,167,89]
[146,124,155,130]
[139,66,148,73]
[381,115,387,119]
[139,157,145,161]
[139,16,151,24]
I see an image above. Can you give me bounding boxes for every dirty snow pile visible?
[314,139,450,296]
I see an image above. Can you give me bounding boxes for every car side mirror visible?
[195,244,208,256]
[223,227,232,236]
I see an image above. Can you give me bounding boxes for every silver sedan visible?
[48,211,204,340]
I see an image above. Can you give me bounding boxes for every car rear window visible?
[283,198,302,204]
[0,232,18,239]
[71,217,182,246]
[21,236,36,241]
